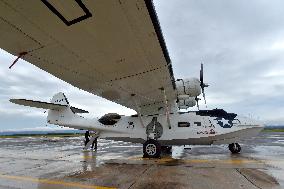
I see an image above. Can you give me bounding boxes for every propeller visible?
[200,63,209,105]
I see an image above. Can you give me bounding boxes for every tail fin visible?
[50,92,69,106]
[10,92,88,113]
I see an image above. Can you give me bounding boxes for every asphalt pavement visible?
[0,132,283,189]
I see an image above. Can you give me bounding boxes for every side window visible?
[194,122,201,126]
[178,122,190,127]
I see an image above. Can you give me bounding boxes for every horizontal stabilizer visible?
[70,107,89,114]
[10,99,88,113]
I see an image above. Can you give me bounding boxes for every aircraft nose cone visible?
[235,116,264,128]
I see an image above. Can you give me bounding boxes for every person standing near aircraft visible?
[84,130,98,150]
[90,131,98,150]
[91,136,98,150]
[84,131,90,147]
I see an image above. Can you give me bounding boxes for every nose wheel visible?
[228,143,241,154]
[143,139,161,158]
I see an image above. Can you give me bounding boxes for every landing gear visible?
[228,143,241,154]
[143,139,161,158]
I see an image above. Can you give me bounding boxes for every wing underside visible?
[0,0,176,115]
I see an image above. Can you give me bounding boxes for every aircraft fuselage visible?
[53,108,264,146]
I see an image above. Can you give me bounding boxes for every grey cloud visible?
[0,50,135,130]
[154,0,284,124]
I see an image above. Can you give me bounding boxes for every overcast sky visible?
[1,0,284,131]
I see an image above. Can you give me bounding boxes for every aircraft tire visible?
[143,139,161,158]
[228,143,241,154]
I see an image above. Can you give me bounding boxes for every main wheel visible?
[143,139,161,158]
[228,143,241,154]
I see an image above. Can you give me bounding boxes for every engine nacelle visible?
[176,78,201,97]
[177,97,196,109]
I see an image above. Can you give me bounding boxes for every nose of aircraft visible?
[235,115,265,128]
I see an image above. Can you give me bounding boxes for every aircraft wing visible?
[0,0,176,115]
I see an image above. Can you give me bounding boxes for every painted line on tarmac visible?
[0,173,116,189]
[129,157,263,164]
[83,155,97,159]
[184,159,263,164]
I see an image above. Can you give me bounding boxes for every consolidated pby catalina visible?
[0,0,263,158]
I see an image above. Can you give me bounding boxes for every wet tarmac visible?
[0,132,283,189]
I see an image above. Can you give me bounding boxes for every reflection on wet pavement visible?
[0,132,283,188]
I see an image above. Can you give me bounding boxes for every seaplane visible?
[0,0,263,158]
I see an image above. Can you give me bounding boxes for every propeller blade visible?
[200,63,208,107]
[203,92,207,105]
[196,99,199,110]
[200,63,204,85]
[195,97,200,110]
[201,87,207,104]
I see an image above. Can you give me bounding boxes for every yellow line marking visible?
[83,155,96,159]
[129,157,263,164]
[184,159,211,163]
[0,174,116,189]
[183,159,262,164]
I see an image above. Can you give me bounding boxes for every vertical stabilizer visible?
[47,92,74,125]
[50,92,69,105]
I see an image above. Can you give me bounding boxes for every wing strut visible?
[131,94,145,128]
[160,88,171,129]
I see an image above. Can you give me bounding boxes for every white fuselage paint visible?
[48,108,264,146]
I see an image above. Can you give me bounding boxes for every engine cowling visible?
[176,78,201,109]
[176,78,201,97]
